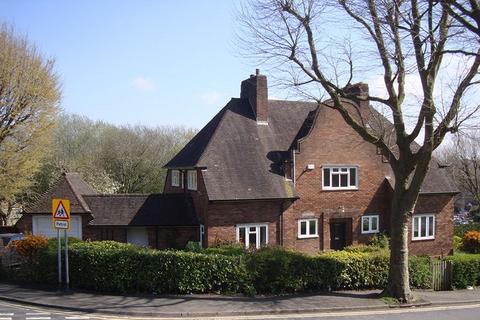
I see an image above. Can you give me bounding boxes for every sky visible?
[0,1,259,129]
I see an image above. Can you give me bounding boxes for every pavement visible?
[0,282,479,318]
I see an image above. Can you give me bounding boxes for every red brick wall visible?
[164,168,209,247]
[206,200,283,247]
[409,194,454,256]
[282,105,393,254]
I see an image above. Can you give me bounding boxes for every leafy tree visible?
[0,26,60,225]
[238,0,480,301]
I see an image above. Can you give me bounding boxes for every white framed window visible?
[187,170,197,190]
[236,223,268,249]
[171,170,182,187]
[361,215,379,234]
[322,166,358,190]
[298,219,318,238]
[412,214,435,240]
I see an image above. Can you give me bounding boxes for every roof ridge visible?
[196,103,231,167]
[64,174,92,213]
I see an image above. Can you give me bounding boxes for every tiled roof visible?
[166,98,317,200]
[166,97,458,199]
[25,172,97,214]
[83,193,199,226]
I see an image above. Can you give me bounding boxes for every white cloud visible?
[131,77,157,92]
[199,91,222,106]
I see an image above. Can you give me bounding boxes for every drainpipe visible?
[292,149,296,186]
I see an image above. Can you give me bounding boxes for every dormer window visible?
[284,161,292,181]
[187,170,197,191]
[323,166,358,190]
[171,170,183,187]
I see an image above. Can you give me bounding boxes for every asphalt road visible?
[0,300,479,320]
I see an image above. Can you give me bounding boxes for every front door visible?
[330,222,346,250]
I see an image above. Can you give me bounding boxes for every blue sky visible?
[0,1,261,129]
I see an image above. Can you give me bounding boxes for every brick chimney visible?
[343,82,369,109]
[240,69,268,125]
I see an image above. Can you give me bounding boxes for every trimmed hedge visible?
[68,241,252,294]
[244,247,430,293]
[6,241,437,294]
[445,253,480,288]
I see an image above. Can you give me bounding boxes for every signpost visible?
[52,199,70,289]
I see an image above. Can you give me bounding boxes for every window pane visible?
[260,226,267,246]
[309,220,316,235]
[332,174,340,187]
[421,216,427,237]
[413,218,419,238]
[323,168,330,186]
[300,221,307,235]
[239,227,246,246]
[341,167,348,172]
[371,216,378,231]
[340,174,348,187]
[362,218,369,232]
[333,168,339,172]
[349,168,356,186]
[249,232,257,248]
[428,216,434,237]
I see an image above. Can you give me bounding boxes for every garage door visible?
[32,215,82,239]
[127,228,148,247]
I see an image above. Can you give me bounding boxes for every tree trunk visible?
[383,182,418,302]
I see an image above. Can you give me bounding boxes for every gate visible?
[431,260,453,291]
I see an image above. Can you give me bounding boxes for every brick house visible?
[16,173,200,248]
[17,72,457,256]
[163,71,458,256]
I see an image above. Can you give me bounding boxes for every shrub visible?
[463,231,480,253]
[68,241,252,294]
[453,235,464,253]
[368,233,390,249]
[203,244,245,256]
[445,253,480,288]
[454,223,480,237]
[409,256,432,289]
[8,234,48,264]
[184,241,202,252]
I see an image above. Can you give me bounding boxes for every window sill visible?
[361,230,380,235]
[298,235,319,239]
[412,237,435,241]
[322,187,359,192]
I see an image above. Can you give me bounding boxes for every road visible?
[0,300,479,320]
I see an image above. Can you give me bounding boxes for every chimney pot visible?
[256,68,260,75]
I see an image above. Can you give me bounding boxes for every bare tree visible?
[439,132,480,217]
[0,25,60,225]
[237,0,480,301]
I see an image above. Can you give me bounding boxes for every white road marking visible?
[0,314,13,316]
[0,317,12,320]
[65,317,90,319]
[25,318,51,320]
[26,313,51,316]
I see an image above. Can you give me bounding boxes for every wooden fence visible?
[431,260,453,291]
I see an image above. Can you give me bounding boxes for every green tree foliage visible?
[22,113,196,205]
[0,25,60,225]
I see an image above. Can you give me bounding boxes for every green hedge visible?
[245,247,430,293]
[68,241,252,294]
[454,223,480,237]
[445,253,480,288]
[6,241,436,294]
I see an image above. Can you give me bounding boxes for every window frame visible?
[298,218,318,239]
[236,223,268,249]
[322,165,359,190]
[187,170,197,191]
[361,215,380,234]
[171,170,182,187]
[412,214,435,241]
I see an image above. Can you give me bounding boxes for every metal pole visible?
[64,229,69,288]
[57,229,62,286]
